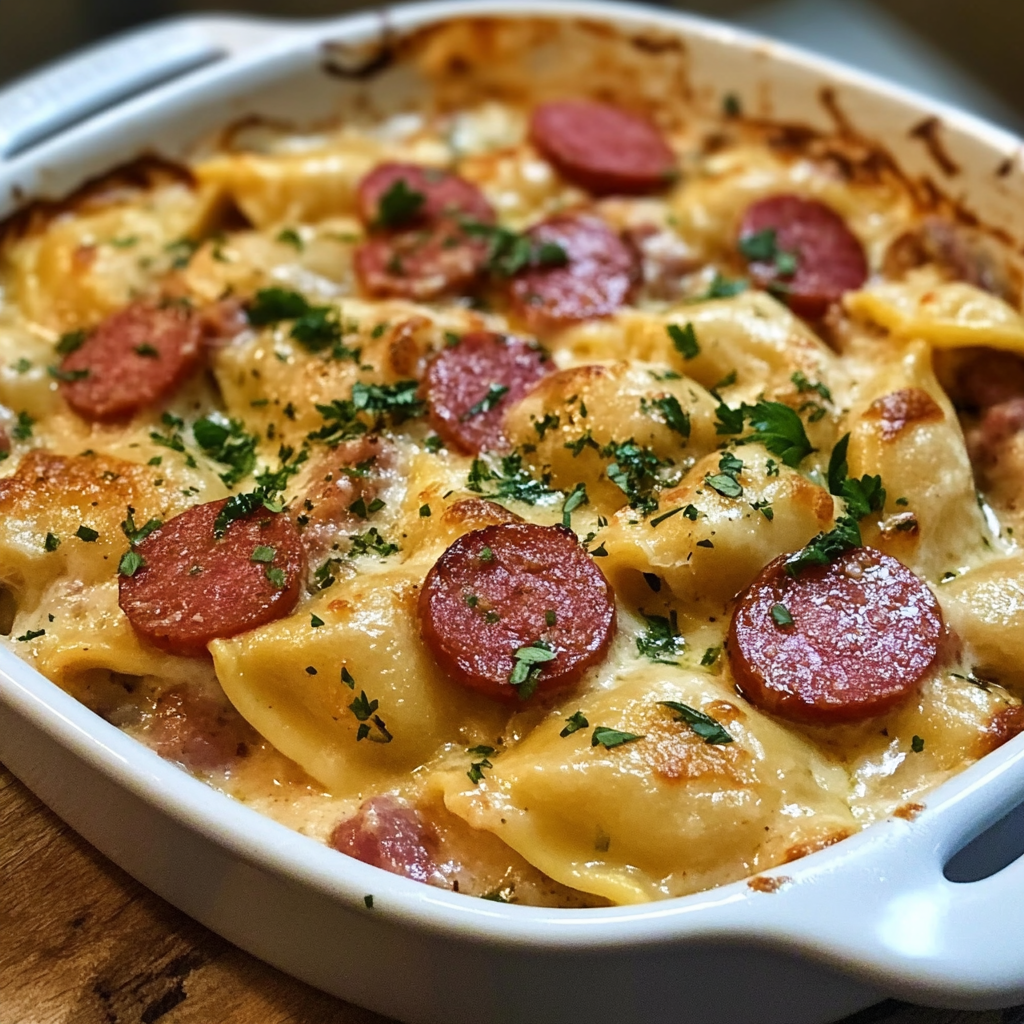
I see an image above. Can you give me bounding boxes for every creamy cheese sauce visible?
[2,18,1024,908]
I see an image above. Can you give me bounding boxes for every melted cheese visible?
[1,20,1023,909]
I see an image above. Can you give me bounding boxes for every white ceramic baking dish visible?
[3,4,1024,1022]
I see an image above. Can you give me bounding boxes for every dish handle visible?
[0,15,296,160]
[765,738,1024,1005]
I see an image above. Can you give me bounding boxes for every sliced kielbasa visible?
[423,332,550,454]
[119,497,306,657]
[529,100,676,195]
[329,796,442,884]
[727,547,943,724]
[58,300,204,422]
[354,162,495,300]
[419,522,616,702]
[738,195,868,319]
[509,213,638,332]
[356,163,494,228]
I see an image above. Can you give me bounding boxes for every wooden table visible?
[2,761,1020,1024]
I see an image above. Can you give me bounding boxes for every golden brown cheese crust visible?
[3,15,1024,908]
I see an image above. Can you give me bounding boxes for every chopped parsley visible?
[193,414,258,487]
[723,92,742,117]
[701,646,721,668]
[509,641,556,700]
[364,895,374,909]
[658,700,733,744]
[48,365,90,382]
[460,220,568,277]
[375,178,425,228]
[310,614,324,628]
[641,395,691,439]
[591,726,643,749]
[561,482,589,527]
[533,412,560,439]
[16,628,45,642]
[265,566,287,587]
[785,515,862,577]
[467,745,496,784]
[134,343,159,358]
[419,504,432,517]
[792,371,832,403]
[667,322,699,360]
[75,525,99,542]
[348,690,392,742]
[694,272,748,301]
[738,401,814,467]
[44,532,60,552]
[771,602,794,627]
[251,545,276,563]
[636,610,684,664]
[739,228,799,279]
[247,287,359,361]
[348,527,400,558]
[467,452,557,505]
[602,440,670,514]
[276,227,304,250]
[12,411,33,441]
[911,735,925,753]
[352,380,424,421]
[461,383,510,420]
[121,507,162,546]
[827,434,886,520]
[348,496,385,519]
[649,506,683,528]
[55,329,87,356]
[705,450,744,498]
[560,711,589,737]
[213,488,284,538]
[118,550,145,577]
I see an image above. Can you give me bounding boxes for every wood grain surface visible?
[1,760,1021,1024]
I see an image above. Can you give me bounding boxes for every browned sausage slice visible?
[355,163,495,300]
[424,332,550,454]
[119,498,305,657]
[529,100,676,195]
[419,522,616,702]
[58,301,204,422]
[727,547,942,724]
[509,214,638,332]
[738,195,868,319]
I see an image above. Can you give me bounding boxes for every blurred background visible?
[1,0,1022,133]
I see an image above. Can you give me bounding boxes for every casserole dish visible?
[3,3,1024,1021]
